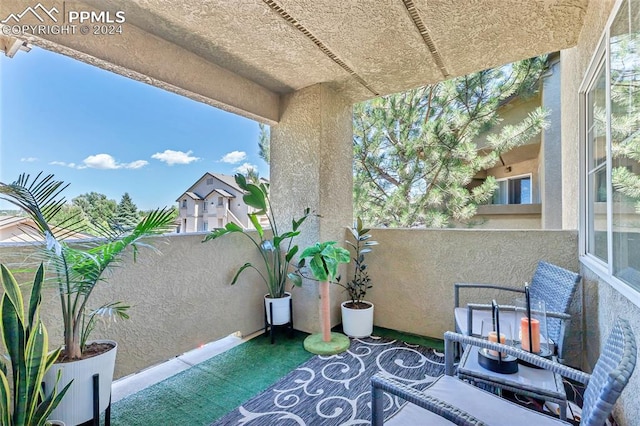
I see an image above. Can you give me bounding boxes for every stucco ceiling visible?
[1,0,588,122]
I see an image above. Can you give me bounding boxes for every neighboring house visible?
[0,215,92,243]
[176,173,256,233]
[466,53,562,230]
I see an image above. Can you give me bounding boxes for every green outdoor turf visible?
[111,330,312,426]
[110,327,442,425]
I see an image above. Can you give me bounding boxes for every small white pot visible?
[341,301,374,338]
[265,292,292,325]
[44,340,117,426]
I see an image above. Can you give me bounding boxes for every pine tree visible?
[114,193,139,230]
[258,123,270,165]
[353,56,549,228]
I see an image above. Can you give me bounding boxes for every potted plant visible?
[0,172,175,425]
[203,174,309,327]
[0,263,71,426]
[289,241,351,355]
[340,217,378,337]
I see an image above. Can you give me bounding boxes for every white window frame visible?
[492,173,533,205]
[579,0,640,307]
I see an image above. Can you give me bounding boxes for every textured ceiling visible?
[1,0,589,120]
[80,0,587,100]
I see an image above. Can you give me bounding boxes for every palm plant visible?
[0,264,71,425]
[0,173,175,360]
[203,174,309,298]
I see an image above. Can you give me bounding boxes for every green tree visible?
[49,203,93,235]
[114,192,139,229]
[72,191,117,229]
[353,56,549,228]
[258,123,270,165]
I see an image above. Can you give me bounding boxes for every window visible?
[203,222,208,231]
[206,177,214,185]
[218,197,224,207]
[182,199,187,208]
[203,200,207,212]
[491,175,532,205]
[582,0,640,293]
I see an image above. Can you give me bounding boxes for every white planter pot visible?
[341,301,374,338]
[44,340,117,426]
[265,292,292,325]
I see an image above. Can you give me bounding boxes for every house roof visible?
[0,215,28,229]
[205,189,236,199]
[176,191,203,202]
[0,215,93,242]
[1,1,588,124]
[186,173,243,194]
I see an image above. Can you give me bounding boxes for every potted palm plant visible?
[0,264,71,426]
[289,241,351,355]
[0,172,175,426]
[340,217,378,337]
[203,174,309,327]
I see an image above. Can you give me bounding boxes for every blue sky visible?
[0,47,268,211]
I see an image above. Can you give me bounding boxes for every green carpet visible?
[111,331,312,426]
[111,327,443,425]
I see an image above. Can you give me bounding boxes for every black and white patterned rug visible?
[212,336,444,425]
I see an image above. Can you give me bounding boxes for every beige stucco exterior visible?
[560,1,640,424]
[0,228,579,379]
[3,0,640,424]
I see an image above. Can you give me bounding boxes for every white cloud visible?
[220,151,247,164]
[49,161,76,168]
[124,160,149,169]
[50,154,148,170]
[151,149,199,166]
[20,157,38,162]
[83,154,119,169]
[234,162,258,175]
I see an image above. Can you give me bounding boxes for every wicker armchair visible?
[454,261,581,361]
[371,318,636,426]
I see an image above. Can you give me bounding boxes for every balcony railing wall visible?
[0,228,580,378]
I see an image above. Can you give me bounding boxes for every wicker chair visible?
[371,318,636,426]
[454,261,581,361]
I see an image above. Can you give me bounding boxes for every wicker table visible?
[457,345,568,420]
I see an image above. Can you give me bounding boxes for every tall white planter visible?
[264,292,292,325]
[44,340,117,425]
[341,301,374,338]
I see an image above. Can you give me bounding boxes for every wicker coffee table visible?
[457,345,568,420]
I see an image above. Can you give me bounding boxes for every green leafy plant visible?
[203,174,309,298]
[343,217,378,307]
[0,264,72,426]
[0,172,176,360]
[288,241,350,285]
[289,241,350,344]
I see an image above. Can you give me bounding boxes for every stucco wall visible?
[561,1,640,424]
[362,228,582,365]
[581,267,640,425]
[0,233,269,379]
[271,83,353,333]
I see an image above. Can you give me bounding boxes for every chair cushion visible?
[386,375,570,426]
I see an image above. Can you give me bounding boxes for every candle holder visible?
[477,300,518,374]
[514,284,553,368]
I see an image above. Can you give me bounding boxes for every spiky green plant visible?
[203,174,309,298]
[0,264,71,426]
[0,172,176,360]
